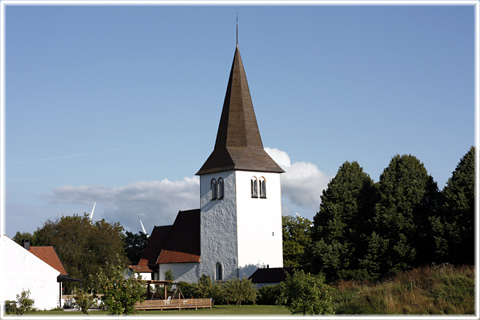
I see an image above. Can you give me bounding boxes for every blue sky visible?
[3,3,475,237]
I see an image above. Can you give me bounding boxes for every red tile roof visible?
[28,246,68,275]
[129,264,152,273]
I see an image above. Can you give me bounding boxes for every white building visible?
[0,237,68,311]
[132,44,284,283]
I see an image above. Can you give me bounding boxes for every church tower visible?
[197,45,284,280]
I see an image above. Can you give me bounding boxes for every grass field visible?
[34,305,291,316]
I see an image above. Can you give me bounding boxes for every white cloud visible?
[48,177,199,234]
[47,148,331,233]
[265,147,331,213]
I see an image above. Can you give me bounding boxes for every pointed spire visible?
[197,46,284,175]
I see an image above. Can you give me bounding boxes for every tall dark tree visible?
[310,161,377,281]
[282,215,312,267]
[365,154,439,278]
[124,231,149,265]
[437,146,475,265]
[34,214,128,289]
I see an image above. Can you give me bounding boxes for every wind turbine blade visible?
[140,220,149,238]
[89,202,96,220]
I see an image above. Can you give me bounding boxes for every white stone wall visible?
[0,236,60,311]
[199,170,238,281]
[159,263,199,283]
[235,171,283,278]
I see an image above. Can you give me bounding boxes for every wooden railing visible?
[134,298,212,310]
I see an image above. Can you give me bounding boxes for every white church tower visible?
[196,44,284,280]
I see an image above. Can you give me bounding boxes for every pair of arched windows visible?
[211,178,224,200]
[251,176,266,199]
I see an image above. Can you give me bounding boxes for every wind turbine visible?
[139,219,149,238]
[89,202,96,221]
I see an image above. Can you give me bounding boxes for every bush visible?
[277,270,335,315]
[178,281,199,299]
[195,274,225,304]
[5,289,36,315]
[5,300,18,315]
[73,288,94,314]
[257,285,282,305]
[92,260,146,315]
[223,277,258,306]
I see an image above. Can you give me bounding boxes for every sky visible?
[2,2,476,238]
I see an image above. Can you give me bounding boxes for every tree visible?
[365,154,439,278]
[437,146,475,265]
[282,215,312,267]
[92,259,146,315]
[33,214,128,289]
[222,277,258,306]
[277,270,334,315]
[309,161,377,281]
[124,231,149,264]
[12,231,36,246]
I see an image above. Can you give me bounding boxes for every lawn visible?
[34,305,291,316]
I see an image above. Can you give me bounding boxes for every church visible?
[131,43,284,283]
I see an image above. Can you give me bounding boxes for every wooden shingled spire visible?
[196,45,284,175]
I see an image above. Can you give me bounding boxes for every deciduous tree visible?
[282,215,312,267]
[33,214,128,289]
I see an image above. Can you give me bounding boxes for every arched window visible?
[216,262,223,281]
[251,177,258,198]
[218,178,224,199]
[211,178,217,200]
[259,177,267,199]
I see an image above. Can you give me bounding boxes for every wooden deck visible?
[134,298,212,310]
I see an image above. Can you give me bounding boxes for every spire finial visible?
[236,14,238,46]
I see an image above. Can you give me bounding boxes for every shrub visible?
[257,285,282,305]
[5,300,18,315]
[5,289,36,315]
[277,270,335,315]
[92,261,146,315]
[178,281,199,299]
[223,277,258,306]
[73,287,94,314]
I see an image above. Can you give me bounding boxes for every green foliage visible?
[196,275,225,304]
[73,287,94,314]
[257,285,282,305]
[436,146,475,265]
[277,270,335,315]
[92,259,146,315]
[5,289,36,315]
[222,277,258,306]
[282,215,312,267]
[12,231,36,246]
[366,154,439,278]
[33,213,128,289]
[310,161,377,281]
[124,231,149,264]
[178,281,199,299]
[334,265,475,314]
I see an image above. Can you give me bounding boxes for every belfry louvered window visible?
[251,177,258,198]
[211,178,217,200]
[218,178,224,199]
[259,177,267,198]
